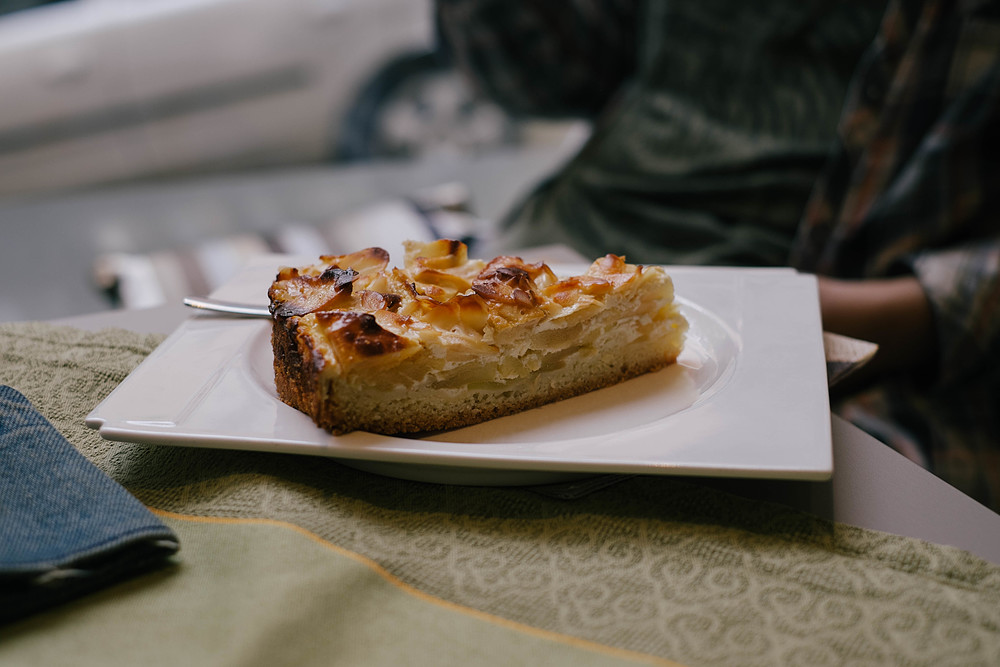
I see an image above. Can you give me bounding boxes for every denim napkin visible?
[0,385,179,624]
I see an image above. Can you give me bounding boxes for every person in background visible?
[437,0,1000,510]
[791,0,1000,509]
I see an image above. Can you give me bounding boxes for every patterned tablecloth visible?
[1,322,998,666]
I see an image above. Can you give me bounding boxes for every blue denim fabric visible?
[0,385,178,623]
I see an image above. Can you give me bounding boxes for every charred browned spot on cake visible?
[316,311,411,359]
[319,266,359,288]
[270,315,320,415]
[472,265,539,308]
[270,316,301,371]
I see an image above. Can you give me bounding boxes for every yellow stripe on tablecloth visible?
[150,508,683,667]
[0,509,682,667]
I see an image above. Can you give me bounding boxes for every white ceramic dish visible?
[87,256,832,485]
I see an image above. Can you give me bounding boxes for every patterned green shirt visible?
[439,0,886,265]
[791,0,1000,509]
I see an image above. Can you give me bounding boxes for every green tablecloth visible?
[2,322,999,666]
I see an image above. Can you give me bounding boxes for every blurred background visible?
[0,0,588,321]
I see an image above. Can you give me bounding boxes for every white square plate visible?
[87,256,832,485]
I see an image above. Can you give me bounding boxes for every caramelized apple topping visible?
[542,276,613,306]
[450,293,490,332]
[315,311,413,359]
[587,254,641,288]
[270,247,391,317]
[269,268,358,317]
[403,239,468,269]
[270,241,669,367]
[274,266,302,282]
[408,267,474,294]
[357,290,402,311]
[398,284,489,332]
[481,256,558,288]
[319,247,390,277]
[472,265,539,309]
[322,266,359,287]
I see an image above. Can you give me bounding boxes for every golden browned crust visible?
[270,316,317,421]
[346,356,673,435]
[269,240,688,435]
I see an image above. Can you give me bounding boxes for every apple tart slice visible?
[267,239,687,435]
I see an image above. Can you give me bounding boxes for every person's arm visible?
[818,275,937,382]
[436,0,639,118]
[819,240,1000,390]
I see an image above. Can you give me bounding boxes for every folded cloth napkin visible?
[0,386,179,624]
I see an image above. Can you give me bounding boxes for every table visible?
[57,301,1000,567]
[1,306,998,666]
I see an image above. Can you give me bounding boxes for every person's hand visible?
[817,275,937,385]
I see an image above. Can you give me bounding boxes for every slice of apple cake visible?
[267,239,687,435]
